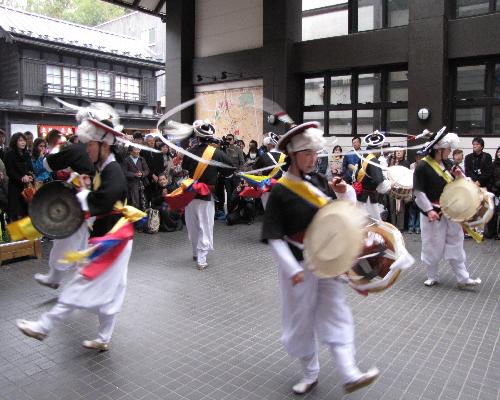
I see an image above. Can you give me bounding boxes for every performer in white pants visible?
[34,223,89,289]
[262,121,379,395]
[34,134,94,289]
[413,129,481,288]
[181,120,233,270]
[185,199,215,268]
[18,105,135,351]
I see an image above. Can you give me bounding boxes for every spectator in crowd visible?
[408,150,425,234]
[236,139,245,152]
[31,138,51,186]
[329,145,343,177]
[342,136,362,183]
[150,173,183,232]
[24,131,34,155]
[68,134,79,144]
[132,131,144,144]
[146,137,166,188]
[490,146,500,240]
[4,132,33,221]
[46,129,62,153]
[123,146,149,211]
[243,139,259,171]
[226,180,256,226]
[0,129,7,161]
[452,149,464,171]
[156,142,175,186]
[315,147,329,174]
[223,133,245,211]
[464,137,493,189]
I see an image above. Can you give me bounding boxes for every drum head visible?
[29,181,84,239]
[440,179,481,222]
[387,166,413,188]
[304,201,365,278]
[347,221,405,293]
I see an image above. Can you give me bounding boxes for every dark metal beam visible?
[154,0,167,15]
[100,0,166,18]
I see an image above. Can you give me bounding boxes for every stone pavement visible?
[0,220,498,400]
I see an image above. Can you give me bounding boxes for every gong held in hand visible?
[29,181,85,239]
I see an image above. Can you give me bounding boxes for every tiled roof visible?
[0,5,163,63]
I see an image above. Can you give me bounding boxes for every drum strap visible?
[422,156,452,183]
[278,176,329,208]
[422,156,483,242]
[356,154,376,183]
[267,152,286,178]
[193,145,216,181]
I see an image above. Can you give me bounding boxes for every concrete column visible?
[407,0,448,134]
[164,0,195,123]
[262,0,302,135]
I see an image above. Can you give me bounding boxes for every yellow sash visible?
[356,154,375,183]
[193,145,216,180]
[278,176,329,208]
[268,153,286,179]
[422,156,483,242]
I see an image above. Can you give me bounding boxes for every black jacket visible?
[464,151,493,189]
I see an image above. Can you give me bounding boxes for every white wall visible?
[195,0,263,58]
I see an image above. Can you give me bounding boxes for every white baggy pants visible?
[278,268,362,384]
[45,222,89,284]
[420,214,470,283]
[185,199,215,265]
[32,303,117,343]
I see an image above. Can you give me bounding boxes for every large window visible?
[302,1,348,40]
[358,0,383,32]
[81,70,96,97]
[97,72,112,98]
[452,61,500,135]
[302,0,408,40]
[455,0,500,17]
[116,76,140,101]
[303,68,408,136]
[46,65,61,93]
[45,64,143,102]
[63,68,79,95]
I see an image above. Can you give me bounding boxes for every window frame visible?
[301,0,408,39]
[44,63,144,103]
[453,0,498,19]
[450,59,500,135]
[302,66,408,136]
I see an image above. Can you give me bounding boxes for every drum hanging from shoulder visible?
[303,201,366,278]
[440,179,494,226]
[387,166,413,200]
[29,181,84,239]
[345,221,414,293]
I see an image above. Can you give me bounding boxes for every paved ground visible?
[0,219,499,400]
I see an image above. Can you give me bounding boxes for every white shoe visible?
[197,262,208,270]
[34,273,60,289]
[292,380,318,395]
[457,277,481,288]
[16,319,47,341]
[424,279,438,287]
[82,339,109,351]
[343,367,380,393]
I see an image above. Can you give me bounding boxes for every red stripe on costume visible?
[80,223,134,280]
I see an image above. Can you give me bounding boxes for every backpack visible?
[145,208,160,234]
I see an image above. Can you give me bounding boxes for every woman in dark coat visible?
[4,132,33,220]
